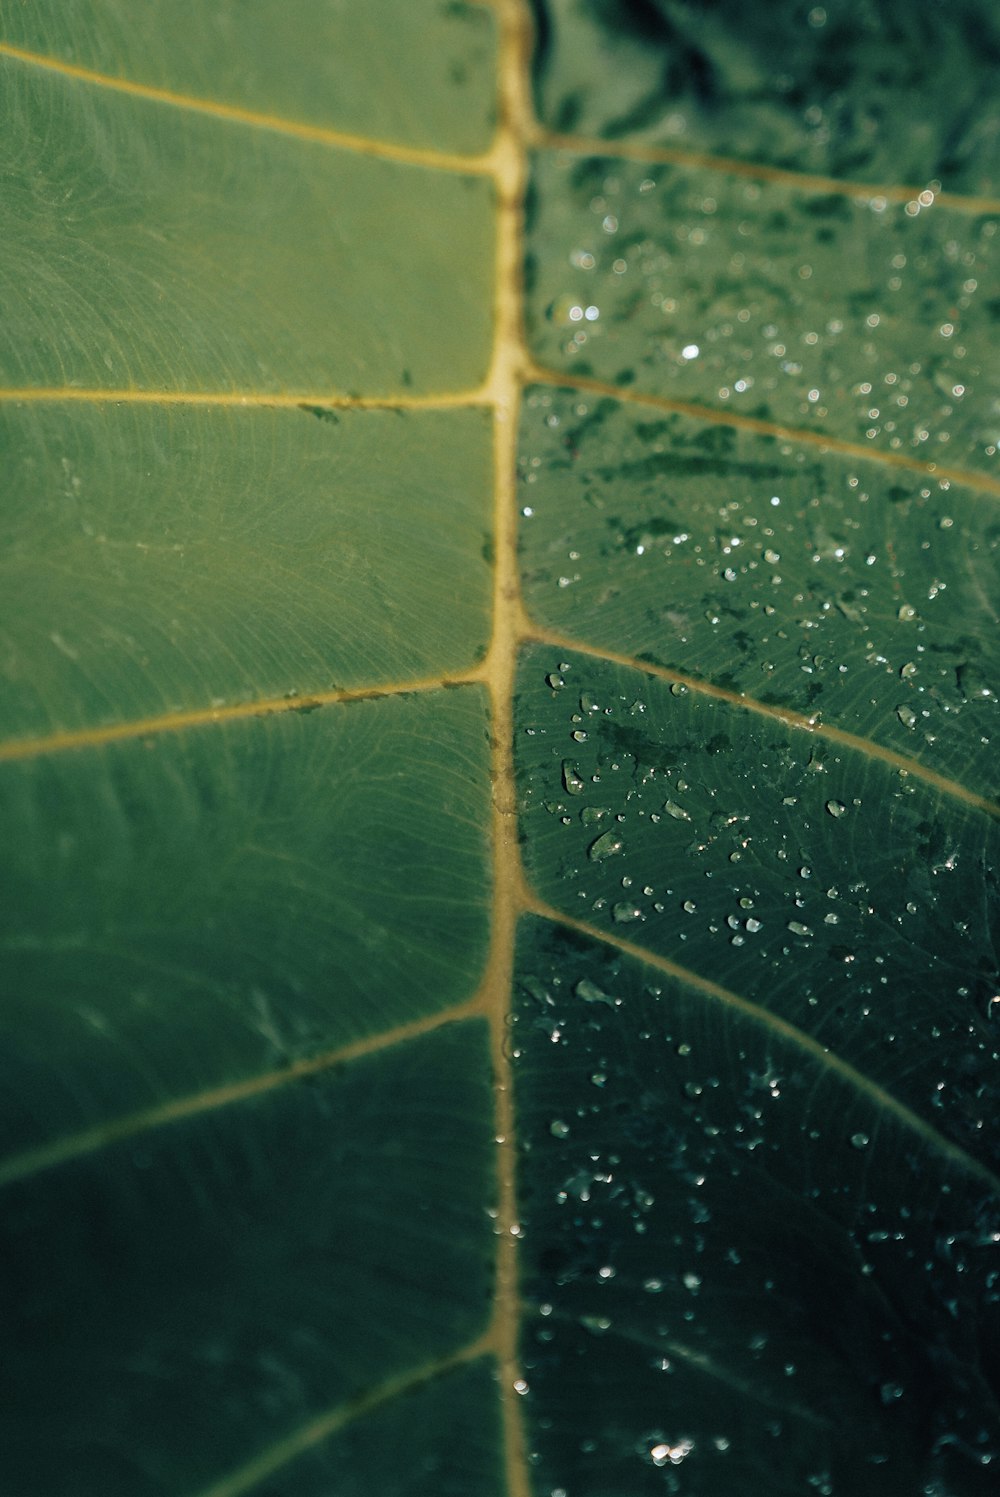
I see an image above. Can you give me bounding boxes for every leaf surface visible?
[1,2,998,1495]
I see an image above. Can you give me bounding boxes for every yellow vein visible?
[0,386,490,410]
[0,997,484,1190]
[0,42,494,175]
[191,1330,494,1497]
[530,126,1000,216]
[523,894,1000,1197]
[0,668,483,765]
[479,5,534,1496]
[525,625,1000,819]
[527,364,1000,499]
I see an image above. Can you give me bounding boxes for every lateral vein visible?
[0,42,496,175]
[524,625,1000,819]
[0,386,491,410]
[0,999,484,1190]
[524,896,1000,1197]
[0,669,484,765]
[190,1330,494,1497]
[526,365,1000,499]
[530,125,1000,215]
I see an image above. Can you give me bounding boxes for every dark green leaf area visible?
[0,690,491,1156]
[519,386,999,792]
[532,0,1000,194]
[2,61,493,394]
[516,646,1000,1166]
[512,917,1000,1496]
[5,0,498,154]
[0,1022,496,1496]
[0,404,493,739]
[253,1361,504,1497]
[526,152,997,473]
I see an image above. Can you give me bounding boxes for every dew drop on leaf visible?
[663,799,691,821]
[588,829,624,861]
[562,760,585,794]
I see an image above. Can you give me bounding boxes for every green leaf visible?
[1,2,999,1495]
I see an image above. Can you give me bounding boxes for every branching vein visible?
[0,386,490,410]
[526,365,1000,500]
[0,42,495,175]
[0,669,484,764]
[0,998,483,1190]
[190,1331,494,1497]
[529,125,1000,215]
[521,895,1000,1198]
[524,626,1000,819]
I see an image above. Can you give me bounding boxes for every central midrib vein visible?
[481,4,534,1495]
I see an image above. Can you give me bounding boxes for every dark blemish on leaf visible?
[596,718,678,769]
[299,404,340,424]
[801,194,853,221]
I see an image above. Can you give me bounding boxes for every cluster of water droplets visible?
[517,650,1000,1160]
[510,910,1000,1490]
[529,154,997,469]
[518,385,998,789]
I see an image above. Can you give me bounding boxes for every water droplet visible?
[562,760,585,794]
[575,978,616,1007]
[588,829,624,861]
[522,976,551,1007]
[663,799,691,821]
[851,1132,870,1150]
[550,1119,570,1139]
[957,663,995,702]
[896,704,917,729]
[788,920,812,936]
[612,901,643,923]
[546,672,565,690]
[825,800,846,818]
[581,1314,612,1335]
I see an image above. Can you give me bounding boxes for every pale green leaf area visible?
[1,0,999,1495]
[0,404,493,738]
[2,61,493,395]
[2,0,498,153]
